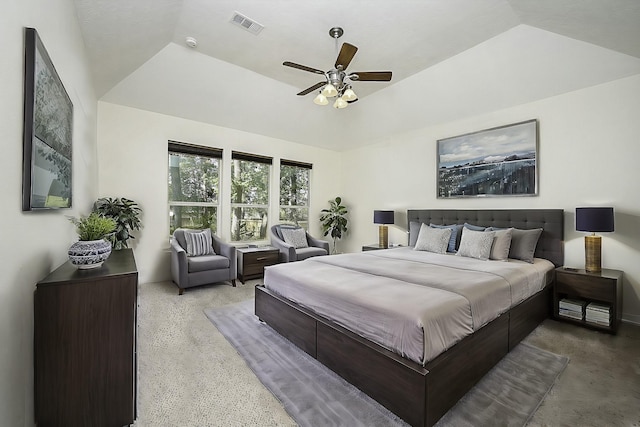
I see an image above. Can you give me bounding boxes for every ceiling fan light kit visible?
[283,27,392,109]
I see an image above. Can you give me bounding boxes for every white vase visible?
[68,239,112,269]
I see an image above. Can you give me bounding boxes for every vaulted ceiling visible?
[73,0,640,150]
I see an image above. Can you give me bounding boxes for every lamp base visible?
[585,234,602,273]
[378,225,388,249]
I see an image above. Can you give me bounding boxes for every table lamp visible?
[373,210,394,249]
[575,207,614,273]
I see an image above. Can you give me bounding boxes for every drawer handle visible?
[256,256,268,261]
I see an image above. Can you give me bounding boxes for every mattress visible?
[263,247,554,365]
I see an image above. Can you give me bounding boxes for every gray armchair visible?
[170,229,237,295]
[270,224,329,262]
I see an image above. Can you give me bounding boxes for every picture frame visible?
[22,27,73,210]
[437,119,538,198]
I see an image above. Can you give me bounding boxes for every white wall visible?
[0,0,98,425]
[340,74,640,324]
[96,102,342,284]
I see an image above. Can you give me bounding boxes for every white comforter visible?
[263,247,553,365]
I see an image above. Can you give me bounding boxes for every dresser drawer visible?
[555,272,615,301]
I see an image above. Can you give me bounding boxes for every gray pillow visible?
[409,221,422,247]
[184,229,215,256]
[456,228,495,260]
[509,228,543,263]
[281,227,309,249]
[464,222,487,231]
[488,228,513,261]
[414,224,451,254]
[429,223,462,253]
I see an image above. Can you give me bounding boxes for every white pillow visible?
[281,227,309,249]
[184,229,215,256]
[489,228,513,261]
[414,223,451,254]
[456,228,495,260]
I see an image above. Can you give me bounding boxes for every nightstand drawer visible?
[555,272,615,301]
[243,251,279,265]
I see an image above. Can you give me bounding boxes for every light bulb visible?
[321,83,338,97]
[342,88,357,101]
[313,93,328,105]
[333,97,348,109]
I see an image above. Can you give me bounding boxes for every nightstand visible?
[236,247,279,284]
[553,267,623,334]
[362,244,402,251]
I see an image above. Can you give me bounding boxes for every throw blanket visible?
[263,248,553,365]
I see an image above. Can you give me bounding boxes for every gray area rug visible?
[204,299,568,427]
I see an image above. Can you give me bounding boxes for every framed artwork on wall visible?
[22,27,73,211]
[437,119,538,198]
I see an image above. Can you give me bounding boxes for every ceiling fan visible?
[283,27,392,109]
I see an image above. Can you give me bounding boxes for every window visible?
[230,152,271,241]
[279,160,311,229]
[168,142,221,234]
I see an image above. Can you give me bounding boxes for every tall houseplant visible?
[93,197,142,250]
[67,212,116,269]
[320,196,348,254]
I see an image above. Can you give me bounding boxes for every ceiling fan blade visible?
[297,81,326,96]
[350,71,392,81]
[335,43,358,70]
[283,61,325,75]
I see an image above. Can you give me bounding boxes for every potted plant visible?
[93,197,142,249]
[68,212,117,269]
[320,196,348,254]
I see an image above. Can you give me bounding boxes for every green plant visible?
[93,197,142,249]
[69,213,116,241]
[320,196,348,254]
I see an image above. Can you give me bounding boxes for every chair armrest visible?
[307,234,330,253]
[270,233,296,262]
[212,234,237,278]
[170,238,189,286]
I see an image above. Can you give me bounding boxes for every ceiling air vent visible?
[230,12,264,35]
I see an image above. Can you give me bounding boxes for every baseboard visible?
[621,313,640,326]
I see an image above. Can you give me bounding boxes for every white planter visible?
[68,239,112,269]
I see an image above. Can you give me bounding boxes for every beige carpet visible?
[135,279,294,426]
[135,279,640,427]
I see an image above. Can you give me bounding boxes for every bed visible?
[255,209,564,427]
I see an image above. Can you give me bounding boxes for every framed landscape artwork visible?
[22,27,73,210]
[437,119,538,198]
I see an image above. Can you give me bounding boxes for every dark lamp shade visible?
[576,207,614,232]
[373,210,394,225]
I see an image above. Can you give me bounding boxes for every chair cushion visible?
[183,229,215,256]
[187,254,230,273]
[281,227,309,248]
[275,224,299,241]
[295,247,328,261]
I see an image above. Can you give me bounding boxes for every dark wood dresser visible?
[34,248,138,427]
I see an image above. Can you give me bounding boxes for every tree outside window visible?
[231,152,271,241]
[279,160,311,229]
[168,142,220,234]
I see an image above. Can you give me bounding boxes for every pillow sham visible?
[414,223,451,254]
[409,221,422,247]
[456,228,495,260]
[281,227,309,249]
[429,223,462,253]
[463,222,487,231]
[184,228,215,257]
[509,228,543,263]
[488,227,513,261]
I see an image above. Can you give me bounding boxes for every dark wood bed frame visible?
[255,209,564,427]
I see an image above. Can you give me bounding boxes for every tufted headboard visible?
[407,209,564,267]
